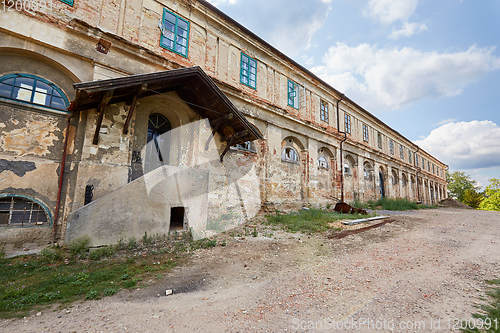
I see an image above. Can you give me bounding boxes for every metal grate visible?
[0,196,48,226]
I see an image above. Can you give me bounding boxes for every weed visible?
[103,287,118,297]
[462,279,500,332]
[190,238,217,250]
[252,228,258,237]
[40,247,63,263]
[115,239,127,251]
[127,238,137,250]
[265,209,373,234]
[142,232,154,246]
[67,237,90,257]
[89,246,116,261]
[85,290,99,300]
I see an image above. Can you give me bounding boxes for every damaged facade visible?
[0,0,447,249]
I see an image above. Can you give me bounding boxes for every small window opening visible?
[84,185,94,205]
[170,207,185,231]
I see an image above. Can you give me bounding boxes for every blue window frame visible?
[0,73,69,112]
[160,9,190,58]
[59,0,74,5]
[240,53,257,89]
[287,79,299,109]
[344,113,351,134]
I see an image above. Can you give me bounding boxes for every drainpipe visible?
[336,94,346,202]
[415,146,421,202]
[53,115,71,243]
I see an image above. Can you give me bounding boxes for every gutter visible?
[415,146,421,203]
[336,95,346,202]
[53,115,71,243]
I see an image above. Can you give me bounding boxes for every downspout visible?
[336,94,346,202]
[53,115,71,243]
[415,146,421,202]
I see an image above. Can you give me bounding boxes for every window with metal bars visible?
[320,100,329,123]
[389,139,394,155]
[0,196,49,226]
[160,9,190,58]
[240,53,257,89]
[362,124,369,142]
[377,132,383,149]
[400,145,404,159]
[0,73,69,111]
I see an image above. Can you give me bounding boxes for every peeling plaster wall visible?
[0,0,449,247]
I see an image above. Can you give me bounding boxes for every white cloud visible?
[389,21,428,39]
[436,118,457,126]
[205,0,238,6]
[415,120,500,170]
[311,44,500,110]
[214,0,331,59]
[366,0,419,24]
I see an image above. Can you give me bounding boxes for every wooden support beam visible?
[219,130,250,162]
[205,112,235,151]
[122,84,147,135]
[92,91,113,145]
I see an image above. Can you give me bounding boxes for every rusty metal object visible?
[334,202,368,215]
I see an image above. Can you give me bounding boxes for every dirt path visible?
[2,208,499,332]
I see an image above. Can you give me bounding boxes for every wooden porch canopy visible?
[70,66,263,160]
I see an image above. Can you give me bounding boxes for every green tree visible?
[446,171,479,202]
[479,178,500,211]
[462,189,484,208]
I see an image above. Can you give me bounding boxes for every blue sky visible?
[208,0,500,188]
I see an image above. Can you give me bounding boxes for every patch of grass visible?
[127,238,137,250]
[67,237,90,258]
[353,198,429,211]
[40,247,64,264]
[265,209,373,234]
[190,238,217,250]
[462,279,500,332]
[89,246,116,261]
[142,232,154,246]
[0,245,182,318]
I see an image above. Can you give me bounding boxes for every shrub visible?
[68,237,90,257]
[89,246,116,261]
[127,238,137,250]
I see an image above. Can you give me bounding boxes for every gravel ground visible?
[1,208,499,332]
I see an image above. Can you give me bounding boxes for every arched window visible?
[147,113,172,163]
[0,73,69,111]
[344,163,351,176]
[392,170,399,185]
[363,162,373,181]
[318,155,329,169]
[0,195,51,226]
[281,147,299,163]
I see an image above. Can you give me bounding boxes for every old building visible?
[0,0,447,249]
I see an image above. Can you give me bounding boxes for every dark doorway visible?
[170,207,185,231]
[379,172,385,198]
[146,113,171,172]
